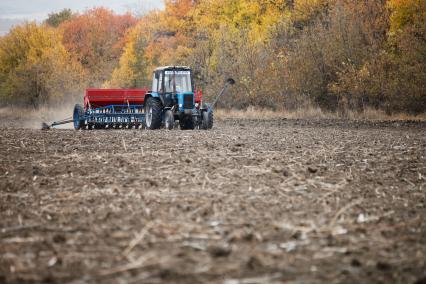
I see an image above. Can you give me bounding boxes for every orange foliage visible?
[59,8,137,84]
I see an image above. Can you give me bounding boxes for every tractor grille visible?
[183,94,193,109]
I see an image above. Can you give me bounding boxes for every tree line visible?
[0,0,424,114]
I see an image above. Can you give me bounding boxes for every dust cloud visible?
[0,103,77,129]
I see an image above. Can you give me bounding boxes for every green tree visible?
[45,9,74,27]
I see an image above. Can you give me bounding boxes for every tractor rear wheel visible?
[164,110,174,130]
[73,104,85,130]
[179,114,195,130]
[201,109,213,130]
[145,98,162,129]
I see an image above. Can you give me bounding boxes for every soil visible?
[1,118,425,283]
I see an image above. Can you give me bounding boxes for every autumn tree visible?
[108,0,196,88]
[276,0,390,111]
[185,0,292,106]
[105,15,155,88]
[2,1,423,114]
[0,22,84,107]
[385,0,426,113]
[328,0,425,114]
[80,0,426,113]
[60,8,137,86]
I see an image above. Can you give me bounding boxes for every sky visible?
[0,0,164,35]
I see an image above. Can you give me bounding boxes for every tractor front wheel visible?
[164,110,174,130]
[145,98,162,129]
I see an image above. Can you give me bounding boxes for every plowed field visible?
[1,119,425,283]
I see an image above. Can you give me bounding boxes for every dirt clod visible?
[208,244,232,258]
[351,258,362,267]
[52,234,66,244]
[307,166,318,173]
[376,261,392,271]
[414,276,426,284]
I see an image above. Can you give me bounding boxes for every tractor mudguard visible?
[150,92,160,98]
[145,92,160,103]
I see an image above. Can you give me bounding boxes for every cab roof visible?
[154,66,191,71]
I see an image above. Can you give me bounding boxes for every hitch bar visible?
[42,117,73,130]
[210,78,235,110]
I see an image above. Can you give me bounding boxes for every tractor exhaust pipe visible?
[210,78,235,110]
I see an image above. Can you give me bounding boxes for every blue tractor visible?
[144,66,234,130]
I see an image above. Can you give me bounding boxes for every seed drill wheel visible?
[145,97,162,129]
[164,110,174,130]
[73,104,85,130]
[201,109,214,130]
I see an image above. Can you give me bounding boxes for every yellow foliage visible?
[194,0,287,43]
[388,0,425,33]
[292,0,330,22]
[109,1,196,88]
[0,22,84,106]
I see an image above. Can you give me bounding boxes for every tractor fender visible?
[144,92,160,105]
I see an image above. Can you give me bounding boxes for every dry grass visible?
[345,108,426,121]
[1,105,425,130]
[215,106,330,120]
[215,106,426,121]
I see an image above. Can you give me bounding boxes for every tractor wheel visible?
[73,104,85,130]
[201,109,214,130]
[145,98,162,130]
[164,110,174,130]
[179,114,195,130]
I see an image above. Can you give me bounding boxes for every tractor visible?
[146,66,211,130]
[43,66,234,130]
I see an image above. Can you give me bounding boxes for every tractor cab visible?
[151,66,194,111]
